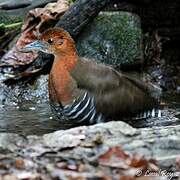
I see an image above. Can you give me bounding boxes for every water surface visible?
[0,93,179,135]
[0,102,61,135]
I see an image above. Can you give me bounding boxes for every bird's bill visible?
[20,40,49,53]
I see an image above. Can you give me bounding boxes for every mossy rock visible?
[76,11,142,65]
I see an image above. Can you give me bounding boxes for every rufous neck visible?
[53,49,78,71]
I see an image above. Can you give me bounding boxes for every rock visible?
[0,75,48,105]
[43,126,87,149]
[0,121,179,169]
[76,11,142,65]
[0,133,26,152]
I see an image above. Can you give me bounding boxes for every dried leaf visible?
[15,159,25,169]
[99,147,130,168]
[99,146,159,178]
[0,0,69,79]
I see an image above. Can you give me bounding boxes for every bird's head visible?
[21,28,76,56]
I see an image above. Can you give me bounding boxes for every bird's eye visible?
[47,39,53,44]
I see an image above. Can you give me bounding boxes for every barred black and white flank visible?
[50,92,105,125]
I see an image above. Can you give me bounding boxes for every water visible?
[0,94,179,136]
[0,102,61,135]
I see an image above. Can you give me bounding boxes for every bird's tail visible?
[134,108,162,120]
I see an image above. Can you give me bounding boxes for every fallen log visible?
[55,0,114,38]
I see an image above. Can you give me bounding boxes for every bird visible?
[22,28,161,126]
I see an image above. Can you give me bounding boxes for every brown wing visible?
[70,58,160,118]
